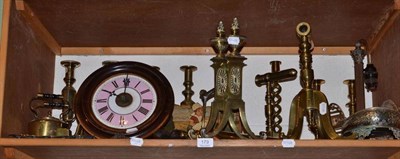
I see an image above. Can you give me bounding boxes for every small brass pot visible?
[28,116,70,137]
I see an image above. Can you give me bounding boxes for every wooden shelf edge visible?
[1,139,400,148]
[0,0,13,137]
[60,46,353,55]
[4,148,35,159]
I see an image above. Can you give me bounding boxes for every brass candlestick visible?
[286,22,339,139]
[256,61,297,139]
[180,65,197,106]
[60,60,80,129]
[344,79,356,116]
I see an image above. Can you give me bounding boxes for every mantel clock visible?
[74,61,174,138]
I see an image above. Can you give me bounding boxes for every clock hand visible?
[102,89,117,97]
[123,74,130,93]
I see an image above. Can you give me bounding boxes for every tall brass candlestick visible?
[180,65,197,106]
[60,60,80,129]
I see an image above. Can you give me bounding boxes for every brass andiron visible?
[255,61,297,139]
[286,22,339,139]
[60,60,80,130]
[200,18,256,139]
[180,65,197,106]
[350,40,367,112]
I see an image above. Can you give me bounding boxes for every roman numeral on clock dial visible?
[138,107,149,115]
[106,113,115,122]
[112,81,119,88]
[96,99,107,103]
[98,106,109,115]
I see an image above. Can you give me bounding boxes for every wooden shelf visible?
[2,0,400,159]
[2,139,400,159]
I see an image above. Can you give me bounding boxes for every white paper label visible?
[281,139,295,148]
[197,138,214,148]
[228,37,240,45]
[130,137,144,147]
[319,102,327,115]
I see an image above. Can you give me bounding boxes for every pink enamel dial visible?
[74,61,174,138]
[92,74,157,129]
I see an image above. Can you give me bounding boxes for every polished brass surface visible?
[210,21,229,58]
[286,22,340,139]
[256,61,297,139]
[28,116,69,137]
[28,94,70,137]
[180,65,197,106]
[201,19,256,139]
[227,17,246,56]
[312,79,325,91]
[60,60,80,128]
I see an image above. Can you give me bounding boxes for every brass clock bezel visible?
[74,61,174,138]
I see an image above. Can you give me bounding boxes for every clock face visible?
[216,67,227,96]
[229,67,241,95]
[74,61,174,138]
[92,74,157,129]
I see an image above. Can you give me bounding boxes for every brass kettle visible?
[28,115,70,137]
